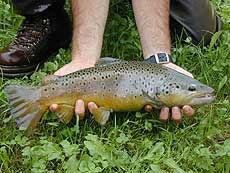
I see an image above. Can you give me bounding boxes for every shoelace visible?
[12,18,51,51]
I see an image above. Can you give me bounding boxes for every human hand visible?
[144,104,195,124]
[144,62,195,123]
[54,59,95,76]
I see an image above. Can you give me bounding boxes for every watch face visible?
[145,53,172,64]
[158,53,168,62]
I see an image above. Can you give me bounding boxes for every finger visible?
[159,107,170,122]
[163,63,194,78]
[182,105,195,117]
[54,69,65,76]
[171,107,182,124]
[144,104,154,112]
[88,102,98,114]
[75,100,85,120]
[50,104,59,112]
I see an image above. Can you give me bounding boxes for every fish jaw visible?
[157,92,215,107]
[157,93,192,107]
[186,92,215,106]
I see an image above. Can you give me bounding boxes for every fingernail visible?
[50,104,58,112]
[76,100,83,107]
[88,102,96,109]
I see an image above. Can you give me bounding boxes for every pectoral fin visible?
[56,104,75,124]
[142,90,164,109]
[91,107,113,125]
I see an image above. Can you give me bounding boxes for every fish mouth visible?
[157,91,215,107]
[188,92,215,105]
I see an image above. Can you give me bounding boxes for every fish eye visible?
[188,85,196,91]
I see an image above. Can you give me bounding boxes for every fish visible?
[3,57,215,129]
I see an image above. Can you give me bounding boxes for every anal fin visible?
[56,104,75,124]
[91,107,113,126]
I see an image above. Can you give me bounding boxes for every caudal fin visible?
[4,85,47,130]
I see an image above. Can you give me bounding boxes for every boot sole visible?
[1,62,43,78]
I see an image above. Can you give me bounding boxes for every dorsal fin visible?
[95,57,125,67]
[42,75,59,85]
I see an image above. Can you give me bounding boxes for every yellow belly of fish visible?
[83,94,146,112]
[40,92,146,112]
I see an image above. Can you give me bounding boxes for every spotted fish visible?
[4,58,215,129]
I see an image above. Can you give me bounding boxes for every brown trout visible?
[4,58,215,129]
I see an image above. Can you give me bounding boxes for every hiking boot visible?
[0,8,72,77]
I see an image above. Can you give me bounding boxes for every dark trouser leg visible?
[170,0,222,45]
[12,0,65,16]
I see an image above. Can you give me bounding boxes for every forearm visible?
[71,0,109,65]
[132,0,171,58]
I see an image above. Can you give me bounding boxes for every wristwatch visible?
[144,53,173,64]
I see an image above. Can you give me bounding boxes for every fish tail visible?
[4,85,47,130]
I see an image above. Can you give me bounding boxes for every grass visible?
[0,0,229,172]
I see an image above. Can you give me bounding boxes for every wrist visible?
[72,59,96,67]
[144,52,173,64]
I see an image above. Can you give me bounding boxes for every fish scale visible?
[4,58,215,129]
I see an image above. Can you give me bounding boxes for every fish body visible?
[4,58,215,129]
